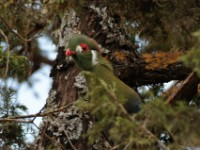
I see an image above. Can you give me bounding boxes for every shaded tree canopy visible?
[0,0,200,150]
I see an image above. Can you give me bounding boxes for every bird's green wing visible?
[97,57,114,72]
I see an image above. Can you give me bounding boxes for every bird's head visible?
[65,35,100,70]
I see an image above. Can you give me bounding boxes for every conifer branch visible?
[33,122,67,150]
[0,118,32,123]
[166,71,198,104]
[0,29,10,79]
[0,103,72,122]
[0,16,42,42]
[64,130,77,150]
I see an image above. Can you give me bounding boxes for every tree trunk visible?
[35,7,198,150]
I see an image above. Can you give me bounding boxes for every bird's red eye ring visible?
[80,43,90,51]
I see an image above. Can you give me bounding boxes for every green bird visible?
[65,35,142,114]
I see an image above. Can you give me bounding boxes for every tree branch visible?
[0,103,72,122]
[33,123,67,150]
[0,16,42,42]
[109,51,191,86]
[78,10,192,86]
[166,72,199,104]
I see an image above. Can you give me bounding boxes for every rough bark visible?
[35,6,198,150]
[109,51,191,86]
[165,72,199,104]
[77,7,192,86]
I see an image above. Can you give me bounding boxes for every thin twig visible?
[0,16,42,42]
[101,131,113,148]
[97,78,134,121]
[105,89,134,122]
[110,145,120,150]
[33,122,67,150]
[99,79,158,147]
[2,103,72,120]
[140,119,155,138]
[31,104,46,123]
[0,29,10,79]
[166,71,197,104]
[64,130,77,150]
[123,141,132,150]
[0,118,32,123]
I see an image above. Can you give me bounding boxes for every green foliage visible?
[0,50,31,81]
[0,0,52,80]
[139,84,164,102]
[46,144,58,150]
[1,0,200,149]
[0,1,52,148]
[46,0,200,51]
[48,0,193,52]
[76,72,127,143]
[192,94,200,108]
[138,100,200,149]
[76,72,200,149]
[0,88,28,149]
[181,30,200,77]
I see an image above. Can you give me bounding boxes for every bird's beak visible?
[65,49,76,56]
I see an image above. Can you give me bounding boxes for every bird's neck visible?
[74,52,93,71]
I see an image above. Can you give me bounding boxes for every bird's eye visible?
[80,43,90,52]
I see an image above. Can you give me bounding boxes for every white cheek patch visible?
[91,50,98,65]
[76,45,83,52]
